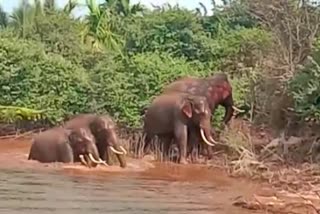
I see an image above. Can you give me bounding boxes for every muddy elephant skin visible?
[162,72,243,125]
[28,127,101,167]
[143,92,218,164]
[64,114,127,168]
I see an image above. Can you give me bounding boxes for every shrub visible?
[0,37,93,123]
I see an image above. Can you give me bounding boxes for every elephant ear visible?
[182,100,192,118]
[217,85,230,100]
[222,89,229,100]
[66,129,78,145]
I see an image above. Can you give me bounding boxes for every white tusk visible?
[88,153,102,164]
[200,128,216,147]
[119,146,127,155]
[88,153,109,166]
[232,105,245,113]
[79,155,89,166]
[109,146,125,155]
[98,158,109,166]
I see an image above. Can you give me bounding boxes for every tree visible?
[82,0,124,54]
[0,5,8,28]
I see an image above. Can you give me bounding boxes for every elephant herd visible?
[27,72,243,168]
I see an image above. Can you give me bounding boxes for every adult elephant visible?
[28,127,105,167]
[143,92,218,164]
[162,72,243,125]
[162,73,244,160]
[64,114,127,168]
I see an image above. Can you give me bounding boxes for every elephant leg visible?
[187,128,199,163]
[174,124,188,165]
[143,134,153,155]
[203,144,214,160]
[162,135,173,162]
[104,147,112,166]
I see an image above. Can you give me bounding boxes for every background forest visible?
[1,0,320,137]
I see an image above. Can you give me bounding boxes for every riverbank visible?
[1,117,320,213]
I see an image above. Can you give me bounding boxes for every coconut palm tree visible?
[101,0,145,17]
[9,0,78,38]
[0,5,8,28]
[82,0,124,54]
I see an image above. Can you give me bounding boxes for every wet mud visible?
[0,137,266,214]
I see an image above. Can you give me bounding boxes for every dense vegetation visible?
[1,0,320,134]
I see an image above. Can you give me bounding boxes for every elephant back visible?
[32,127,70,146]
[63,114,97,129]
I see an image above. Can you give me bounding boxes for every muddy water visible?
[0,137,262,214]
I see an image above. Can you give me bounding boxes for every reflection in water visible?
[0,138,260,214]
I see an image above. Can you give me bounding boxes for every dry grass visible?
[117,126,178,163]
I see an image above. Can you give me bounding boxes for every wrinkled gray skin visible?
[143,92,216,164]
[163,73,235,125]
[28,127,100,167]
[64,114,127,168]
[162,73,239,160]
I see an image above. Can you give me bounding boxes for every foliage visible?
[0,105,45,123]
[289,40,320,120]
[90,52,211,126]
[6,0,316,132]
[0,36,93,123]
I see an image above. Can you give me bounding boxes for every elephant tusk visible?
[79,155,89,167]
[88,153,109,166]
[88,153,102,164]
[232,105,245,113]
[119,146,127,155]
[109,146,125,155]
[200,128,216,147]
[98,158,109,166]
[208,135,221,145]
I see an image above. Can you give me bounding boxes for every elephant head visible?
[181,95,218,147]
[67,127,106,168]
[206,73,244,124]
[89,116,127,168]
[162,73,244,125]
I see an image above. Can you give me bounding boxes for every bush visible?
[91,52,212,126]
[289,60,320,120]
[0,37,93,123]
[89,50,249,127]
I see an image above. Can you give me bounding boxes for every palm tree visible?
[9,0,78,38]
[0,5,8,28]
[82,0,124,54]
[9,0,42,38]
[101,0,145,17]
[63,0,79,15]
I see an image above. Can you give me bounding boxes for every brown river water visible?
[0,137,265,214]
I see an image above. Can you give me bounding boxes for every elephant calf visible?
[28,127,106,168]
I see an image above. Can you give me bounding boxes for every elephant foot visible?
[179,158,188,165]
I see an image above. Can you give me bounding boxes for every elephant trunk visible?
[222,105,234,125]
[221,95,245,125]
[110,144,127,168]
[107,131,127,168]
[80,142,108,168]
